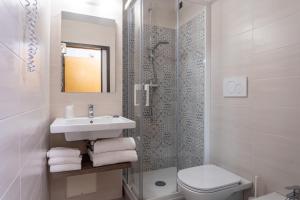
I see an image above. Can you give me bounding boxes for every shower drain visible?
[155,181,166,187]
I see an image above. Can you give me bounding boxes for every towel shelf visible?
[49,154,131,179]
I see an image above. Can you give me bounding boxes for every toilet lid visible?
[177,165,241,192]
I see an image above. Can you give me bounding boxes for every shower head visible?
[152,41,169,50]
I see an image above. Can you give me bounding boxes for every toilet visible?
[177,165,252,200]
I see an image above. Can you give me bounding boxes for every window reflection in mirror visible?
[62,43,110,93]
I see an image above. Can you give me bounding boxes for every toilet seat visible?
[177,165,242,193]
[177,178,240,194]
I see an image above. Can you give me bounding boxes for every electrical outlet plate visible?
[223,76,248,97]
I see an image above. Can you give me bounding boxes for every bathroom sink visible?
[50,116,136,141]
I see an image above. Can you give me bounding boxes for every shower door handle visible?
[144,84,150,107]
[134,84,142,106]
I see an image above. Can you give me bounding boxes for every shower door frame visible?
[125,0,145,199]
[124,0,213,199]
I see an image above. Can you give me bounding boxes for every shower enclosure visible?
[123,0,208,199]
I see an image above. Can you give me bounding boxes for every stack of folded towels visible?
[88,137,138,167]
[47,147,82,173]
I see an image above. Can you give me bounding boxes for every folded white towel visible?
[92,137,136,154]
[50,164,81,173]
[48,156,82,165]
[88,149,138,167]
[47,147,80,158]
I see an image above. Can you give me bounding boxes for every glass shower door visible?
[126,0,179,199]
[126,0,144,199]
[140,0,178,199]
[124,0,206,200]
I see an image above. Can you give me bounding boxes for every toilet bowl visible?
[177,165,252,200]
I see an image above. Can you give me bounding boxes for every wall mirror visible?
[61,11,116,93]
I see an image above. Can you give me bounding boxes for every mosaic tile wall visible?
[122,7,129,124]
[123,10,205,171]
[178,12,206,170]
[142,24,177,170]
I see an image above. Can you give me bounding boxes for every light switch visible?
[223,76,248,97]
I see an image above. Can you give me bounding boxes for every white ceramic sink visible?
[50,116,136,141]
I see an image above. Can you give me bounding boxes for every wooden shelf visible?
[49,154,131,179]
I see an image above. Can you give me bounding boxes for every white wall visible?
[143,0,207,28]
[143,0,177,28]
[50,0,122,119]
[210,0,300,196]
[0,0,50,199]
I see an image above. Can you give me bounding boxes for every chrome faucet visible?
[286,186,300,200]
[88,104,94,118]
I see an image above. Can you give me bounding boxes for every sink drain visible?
[155,181,166,187]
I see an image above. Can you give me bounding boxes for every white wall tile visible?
[253,0,300,28]
[0,0,21,54]
[249,44,300,80]
[211,0,300,195]
[220,0,253,36]
[251,77,300,107]
[20,109,48,167]
[21,140,46,200]
[253,12,300,53]
[0,0,50,199]
[220,31,253,68]
[1,177,20,200]
[250,106,300,142]
[0,116,21,197]
[0,43,25,120]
